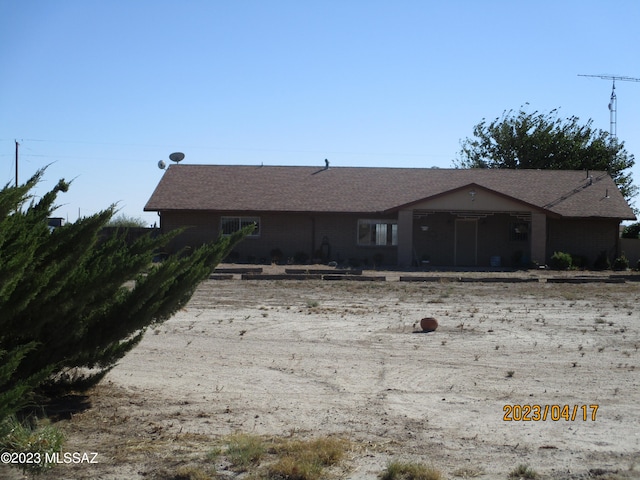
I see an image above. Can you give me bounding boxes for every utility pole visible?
[578,74,640,140]
[15,140,19,187]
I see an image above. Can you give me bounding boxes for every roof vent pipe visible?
[324,159,329,169]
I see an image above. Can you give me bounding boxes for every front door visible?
[455,219,477,266]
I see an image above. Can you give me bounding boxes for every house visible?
[144,164,636,268]
[47,217,65,232]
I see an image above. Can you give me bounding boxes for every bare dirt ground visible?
[4,268,640,479]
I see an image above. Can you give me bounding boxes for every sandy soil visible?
[3,270,640,479]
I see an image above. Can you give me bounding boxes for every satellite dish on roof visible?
[169,152,185,163]
[158,160,166,170]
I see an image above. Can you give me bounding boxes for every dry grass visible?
[508,463,538,479]
[269,436,348,465]
[218,434,351,480]
[224,433,266,471]
[173,465,214,480]
[380,460,443,480]
[451,466,485,478]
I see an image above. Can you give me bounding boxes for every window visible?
[221,216,260,237]
[510,222,529,242]
[358,219,398,246]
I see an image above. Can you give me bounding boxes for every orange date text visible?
[503,404,598,421]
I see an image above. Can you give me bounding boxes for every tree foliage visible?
[0,170,248,419]
[455,107,637,203]
[107,213,150,228]
[621,222,640,239]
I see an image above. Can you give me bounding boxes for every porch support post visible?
[397,209,413,267]
[530,212,547,266]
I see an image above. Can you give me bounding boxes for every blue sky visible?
[1,1,639,225]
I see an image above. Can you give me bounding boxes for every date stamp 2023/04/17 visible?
[503,404,599,422]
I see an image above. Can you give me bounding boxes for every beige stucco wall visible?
[159,204,622,269]
[160,211,217,252]
[547,218,619,267]
[161,211,315,261]
[411,187,532,212]
[619,238,640,267]
[313,214,397,266]
[161,211,398,265]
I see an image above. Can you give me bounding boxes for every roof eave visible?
[147,207,391,215]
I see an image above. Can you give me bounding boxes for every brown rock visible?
[420,317,438,332]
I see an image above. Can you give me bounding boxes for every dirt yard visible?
[4,271,640,479]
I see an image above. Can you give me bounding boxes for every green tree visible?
[455,107,637,203]
[107,213,150,228]
[621,222,640,239]
[0,170,248,419]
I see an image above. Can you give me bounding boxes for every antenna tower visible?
[578,74,640,139]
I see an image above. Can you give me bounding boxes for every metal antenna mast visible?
[578,74,640,139]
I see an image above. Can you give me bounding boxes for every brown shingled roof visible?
[144,165,635,220]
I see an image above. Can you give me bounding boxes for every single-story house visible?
[144,164,636,268]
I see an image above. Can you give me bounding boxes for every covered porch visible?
[396,210,547,268]
[395,184,548,268]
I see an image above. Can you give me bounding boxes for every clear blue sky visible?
[2,1,639,225]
